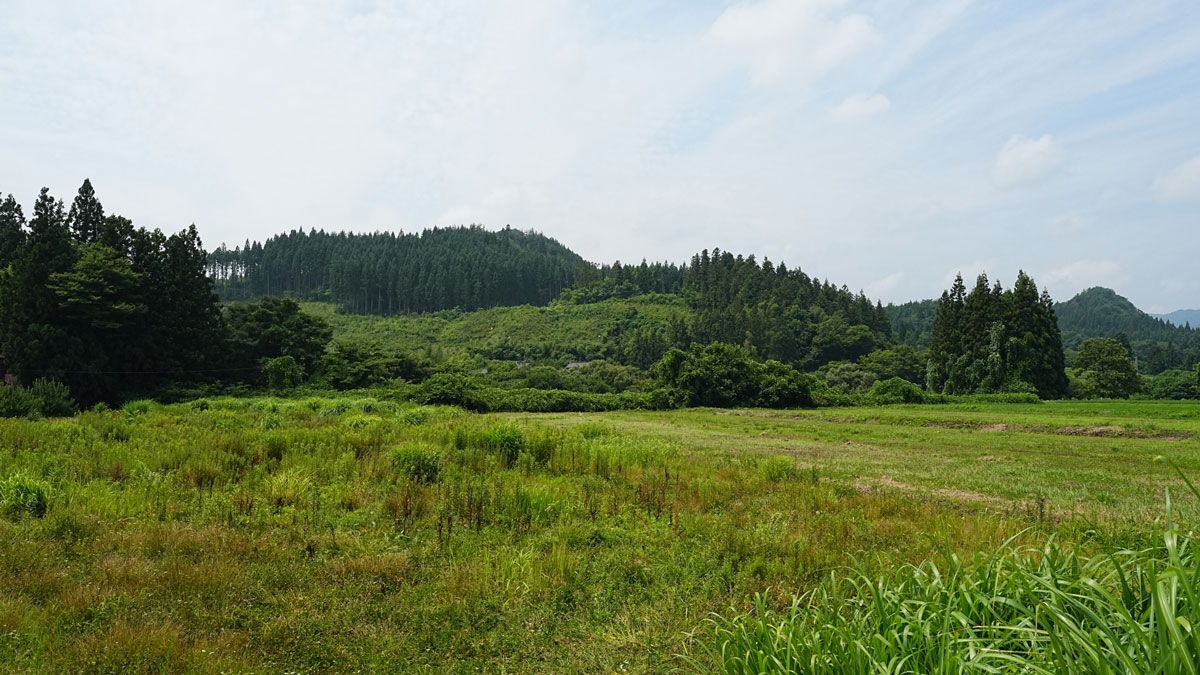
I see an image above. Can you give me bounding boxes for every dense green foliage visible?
[653,342,815,408]
[1073,337,1142,399]
[677,249,891,370]
[883,298,937,349]
[225,296,333,380]
[208,226,586,313]
[0,182,223,405]
[926,272,1068,398]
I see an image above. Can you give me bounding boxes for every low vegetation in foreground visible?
[1,397,1199,672]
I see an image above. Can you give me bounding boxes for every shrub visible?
[759,456,797,482]
[398,407,431,426]
[391,443,443,484]
[963,392,1042,404]
[0,473,50,518]
[756,362,816,408]
[413,373,485,410]
[483,423,525,467]
[264,355,304,393]
[265,469,311,508]
[654,343,814,409]
[0,385,43,419]
[122,399,152,416]
[29,379,76,417]
[866,377,927,405]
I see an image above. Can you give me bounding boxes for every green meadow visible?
[2,398,1199,672]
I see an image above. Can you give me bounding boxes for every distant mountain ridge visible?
[1154,309,1200,328]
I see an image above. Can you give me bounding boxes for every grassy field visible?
[1,398,1197,672]
[521,400,1200,528]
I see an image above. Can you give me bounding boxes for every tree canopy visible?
[926,272,1068,398]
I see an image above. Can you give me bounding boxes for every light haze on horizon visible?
[2,1,1199,312]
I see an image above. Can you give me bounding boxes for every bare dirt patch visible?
[1055,425,1193,441]
[857,475,1003,505]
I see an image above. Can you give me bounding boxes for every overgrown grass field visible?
[1,398,1198,672]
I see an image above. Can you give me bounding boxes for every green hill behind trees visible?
[887,286,1200,374]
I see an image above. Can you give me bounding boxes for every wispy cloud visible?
[994,135,1062,188]
[1153,153,1200,202]
[829,93,891,123]
[709,0,878,85]
[0,1,1197,312]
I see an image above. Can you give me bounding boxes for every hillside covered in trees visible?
[1056,287,1200,372]
[207,227,587,313]
[888,286,1200,375]
[3,179,1196,411]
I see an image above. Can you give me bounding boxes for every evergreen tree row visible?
[0,181,223,404]
[207,226,586,314]
[926,272,1068,398]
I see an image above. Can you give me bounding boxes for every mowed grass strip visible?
[519,400,1200,526]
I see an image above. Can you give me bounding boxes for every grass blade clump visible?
[0,473,50,518]
[690,487,1200,673]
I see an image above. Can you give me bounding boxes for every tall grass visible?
[688,474,1200,674]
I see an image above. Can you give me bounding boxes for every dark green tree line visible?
[926,272,1068,398]
[0,182,235,403]
[208,226,586,314]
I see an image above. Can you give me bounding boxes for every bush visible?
[962,392,1042,404]
[398,407,431,425]
[483,423,525,467]
[759,456,797,482]
[756,361,816,408]
[391,443,443,484]
[866,377,927,405]
[413,373,485,410]
[654,342,814,409]
[0,473,50,518]
[0,385,43,419]
[122,399,152,416]
[29,379,76,417]
[264,355,304,394]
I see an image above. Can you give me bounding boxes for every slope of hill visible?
[1053,287,1199,372]
[207,226,587,313]
[1154,309,1200,328]
[302,294,691,368]
[884,299,937,350]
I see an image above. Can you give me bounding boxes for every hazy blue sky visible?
[2,1,1199,311]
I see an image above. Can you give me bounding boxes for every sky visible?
[2,1,1199,312]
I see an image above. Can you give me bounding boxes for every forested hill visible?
[887,286,1200,374]
[206,226,587,313]
[1055,287,1200,370]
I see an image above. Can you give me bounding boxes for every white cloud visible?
[709,0,878,85]
[865,271,903,301]
[1152,153,1200,202]
[1042,260,1127,298]
[828,93,891,123]
[994,135,1062,187]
